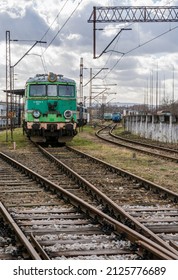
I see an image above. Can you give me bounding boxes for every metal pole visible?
[5,30,11,142]
[10,66,14,141]
[5,34,46,142]
[79,57,83,103]
[172,65,174,102]
[89,68,92,123]
[93,7,96,59]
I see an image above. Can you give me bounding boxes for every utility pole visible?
[5,31,11,142]
[156,64,159,111]
[79,57,83,103]
[172,65,174,102]
[89,68,93,123]
[5,30,46,142]
[82,67,108,123]
[89,68,92,108]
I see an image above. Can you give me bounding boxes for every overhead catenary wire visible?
[32,0,83,72]
[40,0,70,41]
[42,0,84,55]
[103,24,178,80]
[37,0,70,73]
[96,0,178,79]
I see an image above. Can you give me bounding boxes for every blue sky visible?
[1,0,178,106]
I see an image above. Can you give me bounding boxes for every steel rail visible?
[67,144,178,203]
[35,145,178,257]
[66,145,178,254]
[0,151,177,260]
[110,126,178,155]
[96,126,178,163]
[30,233,50,260]
[0,201,42,260]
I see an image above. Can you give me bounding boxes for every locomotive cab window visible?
[47,84,57,96]
[29,85,46,96]
[58,85,75,97]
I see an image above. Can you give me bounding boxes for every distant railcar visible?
[112,112,122,123]
[104,113,112,121]
[23,72,78,144]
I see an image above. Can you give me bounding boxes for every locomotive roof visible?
[26,73,76,84]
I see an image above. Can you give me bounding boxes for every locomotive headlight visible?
[64,110,73,119]
[32,110,41,118]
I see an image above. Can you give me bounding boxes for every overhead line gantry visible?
[88,6,178,58]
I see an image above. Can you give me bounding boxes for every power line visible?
[40,0,70,41]
[35,0,70,73]
[125,25,178,56]
[43,0,83,54]
[36,0,83,72]
[103,25,178,79]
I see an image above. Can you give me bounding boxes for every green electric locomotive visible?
[23,72,78,143]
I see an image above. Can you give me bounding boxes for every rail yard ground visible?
[0,124,178,194]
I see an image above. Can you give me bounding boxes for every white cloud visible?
[1,0,178,105]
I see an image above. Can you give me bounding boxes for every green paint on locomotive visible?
[23,73,78,143]
[25,86,77,122]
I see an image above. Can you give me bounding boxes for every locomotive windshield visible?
[29,85,46,96]
[58,85,75,97]
[29,84,75,97]
[47,85,58,96]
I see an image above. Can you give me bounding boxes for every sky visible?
[1,0,178,106]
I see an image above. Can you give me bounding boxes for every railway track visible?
[0,202,41,260]
[1,142,177,258]
[96,125,178,163]
[42,145,178,251]
[0,153,139,260]
[1,150,174,260]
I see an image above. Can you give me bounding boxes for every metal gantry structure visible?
[88,6,178,58]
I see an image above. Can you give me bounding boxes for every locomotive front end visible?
[23,72,78,143]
